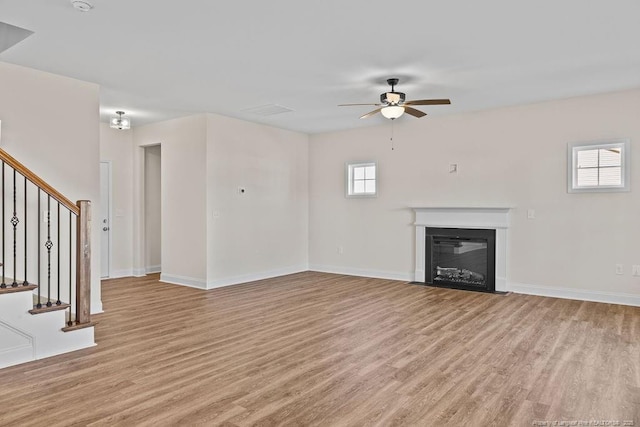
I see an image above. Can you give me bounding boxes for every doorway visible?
[99,161,111,278]
[144,145,161,273]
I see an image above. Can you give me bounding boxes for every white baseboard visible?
[308,264,412,282]
[160,273,207,290]
[509,282,640,307]
[102,263,640,308]
[206,264,309,289]
[146,265,161,274]
[109,269,133,279]
[305,267,640,307]
[132,268,146,277]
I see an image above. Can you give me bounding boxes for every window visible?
[346,162,377,197]
[568,139,630,193]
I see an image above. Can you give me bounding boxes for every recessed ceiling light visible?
[71,0,93,12]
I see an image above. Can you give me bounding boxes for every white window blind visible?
[568,140,630,193]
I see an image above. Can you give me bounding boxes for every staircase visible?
[0,148,94,369]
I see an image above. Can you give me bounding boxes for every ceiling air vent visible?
[241,104,294,116]
[0,22,34,54]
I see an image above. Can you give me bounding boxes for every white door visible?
[100,162,111,278]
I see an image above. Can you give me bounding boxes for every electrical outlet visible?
[527,209,536,219]
[337,246,344,255]
[632,265,640,276]
[615,264,624,275]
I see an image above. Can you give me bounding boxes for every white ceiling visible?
[1,0,639,134]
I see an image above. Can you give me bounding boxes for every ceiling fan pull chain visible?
[390,120,395,151]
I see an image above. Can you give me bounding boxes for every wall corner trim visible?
[160,274,207,290]
[206,265,309,289]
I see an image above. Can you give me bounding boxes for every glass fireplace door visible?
[425,228,496,292]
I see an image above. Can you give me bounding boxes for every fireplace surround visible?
[413,207,511,292]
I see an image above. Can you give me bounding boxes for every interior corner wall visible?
[206,114,309,288]
[144,145,161,272]
[0,61,102,313]
[133,115,207,288]
[99,123,134,278]
[308,88,640,302]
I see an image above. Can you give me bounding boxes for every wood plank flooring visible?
[0,272,639,426]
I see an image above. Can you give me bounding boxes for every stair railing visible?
[0,148,91,329]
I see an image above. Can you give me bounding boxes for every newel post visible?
[76,200,91,324]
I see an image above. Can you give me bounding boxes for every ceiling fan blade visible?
[404,99,451,106]
[404,106,427,118]
[360,108,382,119]
[338,103,381,107]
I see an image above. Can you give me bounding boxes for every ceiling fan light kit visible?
[339,78,450,120]
[381,105,405,120]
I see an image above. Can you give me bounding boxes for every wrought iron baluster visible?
[36,189,42,309]
[56,203,61,305]
[11,169,18,287]
[23,176,28,286]
[1,162,5,288]
[45,195,52,307]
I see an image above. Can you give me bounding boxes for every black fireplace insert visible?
[425,227,496,293]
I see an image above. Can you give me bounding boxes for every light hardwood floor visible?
[0,272,639,426]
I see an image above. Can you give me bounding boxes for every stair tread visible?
[62,321,96,332]
[0,284,38,295]
[29,302,71,314]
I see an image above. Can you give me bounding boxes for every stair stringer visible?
[0,319,34,369]
[0,291,95,369]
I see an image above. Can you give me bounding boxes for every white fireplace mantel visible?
[412,206,513,291]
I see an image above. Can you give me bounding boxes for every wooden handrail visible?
[0,148,79,215]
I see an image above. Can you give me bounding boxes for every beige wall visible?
[309,88,640,301]
[133,115,207,286]
[144,145,161,271]
[131,113,309,289]
[206,114,309,287]
[0,61,102,312]
[99,123,134,277]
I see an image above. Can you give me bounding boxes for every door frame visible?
[100,161,113,278]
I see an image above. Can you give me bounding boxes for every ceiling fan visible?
[339,78,451,120]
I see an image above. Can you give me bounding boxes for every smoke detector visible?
[71,0,93,12]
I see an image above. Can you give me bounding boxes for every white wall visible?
[99,123,134,278]
[0,61,102,313]
[132,113,309,289]
[309,88,640,303]
[144,145,161,272]
[133,115,207,287]
[206,114,309,287]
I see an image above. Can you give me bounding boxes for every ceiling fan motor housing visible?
[381,91,405,105]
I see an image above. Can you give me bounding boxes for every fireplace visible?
[412,207,511,292]
[425,227,496,292]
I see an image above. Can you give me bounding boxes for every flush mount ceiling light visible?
[110,111,130,130]
[71,0,93,12]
